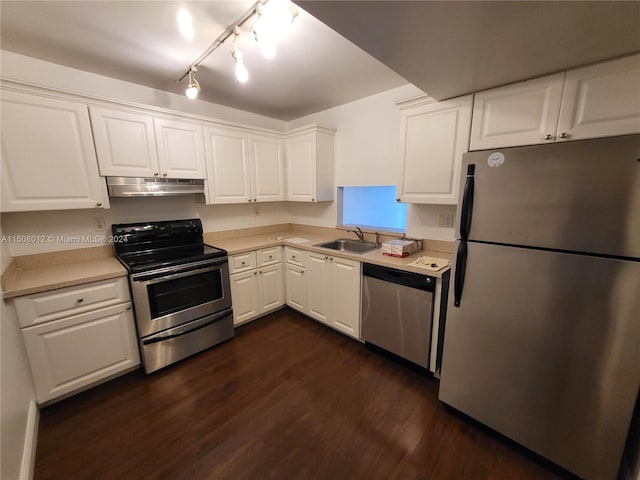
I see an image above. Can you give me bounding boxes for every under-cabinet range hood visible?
[107,177,204,197]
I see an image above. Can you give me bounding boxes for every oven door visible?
[130,258,231,338]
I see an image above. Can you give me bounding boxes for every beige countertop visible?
[207,228,452,278]
[2,246,127,299]
[2,226,452,299]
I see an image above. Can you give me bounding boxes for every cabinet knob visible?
[241,261,245,265]
[126,305,132,310]
[559,132,569,139]
[96,202,103,207]
[330,257,334,261]
[269,255,273,259]
[324,256,328,260]
[311,198,316,202]
[254,198,257,202]
[254,271,257,275]
[163,172,168,177]
[396,198,401,202]
[248,199,252,202]
[154,172,159,176]
[544,134,553,141]
[292,255,296,259]
[77,298,84,303]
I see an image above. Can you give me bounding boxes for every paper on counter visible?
[285,237,309,244]
[406,256,451,272]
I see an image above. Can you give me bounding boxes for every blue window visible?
[339,186,406,233]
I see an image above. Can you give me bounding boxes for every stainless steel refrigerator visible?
[439,134,640,480]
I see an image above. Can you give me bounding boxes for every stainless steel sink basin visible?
[314,238,379,254]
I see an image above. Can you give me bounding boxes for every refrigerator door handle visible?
[460,164,475,240]
[453,240,468,307]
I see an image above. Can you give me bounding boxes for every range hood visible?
[107,177,205,197]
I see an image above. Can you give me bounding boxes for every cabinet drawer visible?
[14,277,130,328]
[229,251,257,274]
[284,246,305,267]
[258,246,281,267]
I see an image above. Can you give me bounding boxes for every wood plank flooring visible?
[35,308,577,480]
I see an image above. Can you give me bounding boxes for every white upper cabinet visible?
[1,90,109,212]
[470,73,565,150]
[153,117,206,178]
[249,134,285,202]
[285,126,335,202]
[398,95,473,204]
[90,106,206,178]
[90,106,158,177]
[470,54,640,150]
[204,126,251,203]
[205,128,285,204]
[557,54,640,141]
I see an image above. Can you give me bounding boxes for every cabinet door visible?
[285,264,306,313]
[330,257,361,338]
[249,134,285,202]
[89,106,158,177]
[1,91,109,212]
[399,95,472,204]
[204,126,251,204]
[286,134,316,202]
[258,264,284,314]
[229,271,260,325]
[557,55,640,141]
[305,252,331,325]
[154,117,206,179]
[470,73,565,150]
[21,303,139,404]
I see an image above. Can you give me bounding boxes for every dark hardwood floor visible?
[35,308,576,480]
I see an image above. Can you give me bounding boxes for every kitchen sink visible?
[314,238,379,254]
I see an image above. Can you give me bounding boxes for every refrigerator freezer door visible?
[455,134,640,258]
[439,241,640,480]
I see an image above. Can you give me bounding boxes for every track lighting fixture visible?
[176,0,298,98]
[185,66,200,99]
[233,48,249,84]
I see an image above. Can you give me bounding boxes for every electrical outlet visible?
[438,214,454,228]
[92,216,106,231]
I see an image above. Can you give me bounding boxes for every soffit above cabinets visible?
[296,0,640,101]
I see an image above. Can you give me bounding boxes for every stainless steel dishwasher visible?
[361,263,435,368]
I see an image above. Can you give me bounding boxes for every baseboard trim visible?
[20,401,39,480]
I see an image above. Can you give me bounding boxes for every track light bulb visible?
[233,49,249,84]
[185,67,200,99]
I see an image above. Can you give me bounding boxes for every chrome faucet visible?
[347,227,365,242]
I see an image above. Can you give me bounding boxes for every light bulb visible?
[185,67,200,99]
[259,37,277,60]
[233,50,249,83]
[185,84,200,99]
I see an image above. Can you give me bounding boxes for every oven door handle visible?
[141,307,233,344]
[132,259,227,283]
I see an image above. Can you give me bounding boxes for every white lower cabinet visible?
[304,251,361,339]
[16,278,139,404]
[284,246,307,313]
[229,247,284,326]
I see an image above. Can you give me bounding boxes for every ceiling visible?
[1,2,639,121]
[0,1,408,120]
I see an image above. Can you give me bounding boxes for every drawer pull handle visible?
[241,261,245,265]
[77,298,84,303]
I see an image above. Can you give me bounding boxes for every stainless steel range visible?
[112,218,233,374]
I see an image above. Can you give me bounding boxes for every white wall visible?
[1,221,37,480]
[287,85,457,241]
[1,198,291,257]
[1,51,287,132]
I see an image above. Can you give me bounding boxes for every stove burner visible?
[112,219,226,272]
